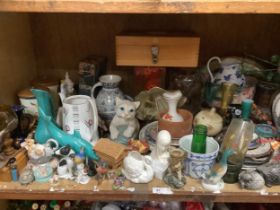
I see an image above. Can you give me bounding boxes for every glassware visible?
[191,124,207,154]
[220,99,255,183]
[0,105,18,142]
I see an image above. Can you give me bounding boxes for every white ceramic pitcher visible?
[62,95,99,145]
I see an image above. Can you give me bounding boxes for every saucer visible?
[139,121,180,147]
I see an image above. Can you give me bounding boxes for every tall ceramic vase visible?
[162,90,184,122]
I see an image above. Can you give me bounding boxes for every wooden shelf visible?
[1,0,280,14]
[0,178,280,203]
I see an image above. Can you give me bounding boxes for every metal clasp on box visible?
[151,45,159,64]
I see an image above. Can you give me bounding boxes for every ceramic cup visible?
[179,135,219,179]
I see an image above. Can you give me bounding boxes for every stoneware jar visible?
[17,88,38,116]
[179,134,219,179]
[193,107,223,136]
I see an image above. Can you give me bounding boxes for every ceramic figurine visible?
[56,145,75,180]
[257,163,280,187]
[91,74,124,122]
[128,139,149,154]
[73,147,90,184]
[151,130,171,180]
[59,72,74,102]
[122,151,154,183]
[22,138,58,165]
[201,149,234,191]
[57,158,74,180]
[110,97,140,145]
[193,108,223,136]
[163,148,186,189]
[75,163,90,184]
[162,90,184,122]
[238,169,265,190]
[31,89,98,160]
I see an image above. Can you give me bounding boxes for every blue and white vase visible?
[91,74,124,122]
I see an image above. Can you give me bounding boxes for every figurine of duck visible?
[202,149,234,191]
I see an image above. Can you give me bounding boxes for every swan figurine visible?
[122,151,154,183]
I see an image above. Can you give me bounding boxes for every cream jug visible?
[62,95,99,145]
[207,56,246,87]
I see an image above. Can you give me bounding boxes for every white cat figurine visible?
[110,97,140,145]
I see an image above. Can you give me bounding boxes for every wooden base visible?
[0,177,279,203]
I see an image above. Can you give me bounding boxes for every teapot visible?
[207,57,246,87]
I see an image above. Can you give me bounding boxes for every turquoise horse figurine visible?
[32,89,98,160]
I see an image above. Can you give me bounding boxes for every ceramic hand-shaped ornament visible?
[201,148,234,191]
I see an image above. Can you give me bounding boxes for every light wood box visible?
[116,35,200,67]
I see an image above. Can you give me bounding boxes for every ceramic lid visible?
[196,107,223,124]
[17,88,35,99]
[18,86,49,99]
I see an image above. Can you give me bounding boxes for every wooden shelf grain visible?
[1,0,280,14]
[0,178,279,203]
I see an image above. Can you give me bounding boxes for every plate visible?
[139,121,180,147]
[139,121,158,147]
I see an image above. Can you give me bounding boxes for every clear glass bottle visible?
[191,124,207,154]
[220,99,255,183]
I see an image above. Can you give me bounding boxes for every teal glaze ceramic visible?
[31,89,98,160]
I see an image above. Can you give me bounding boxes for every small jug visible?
[91,74,124,122]
[62,95,99,144]
[207,57,246,87]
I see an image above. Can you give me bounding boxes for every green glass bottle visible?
[191,124,207,153]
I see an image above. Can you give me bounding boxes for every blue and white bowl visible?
[179,135,219,179]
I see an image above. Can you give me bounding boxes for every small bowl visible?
[179,134,219,179]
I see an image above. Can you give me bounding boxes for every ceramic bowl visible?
[179,134,219,179]
[158,109,193,139]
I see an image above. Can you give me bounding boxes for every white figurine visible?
[109,97,140,145]
[122,151,154,183]
[55,145,75,180]
[151,130,171,179]
[75,163,90,184]
[59,72,74,102]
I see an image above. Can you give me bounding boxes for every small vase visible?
[91,74,124,122]
[162,90,184,122]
